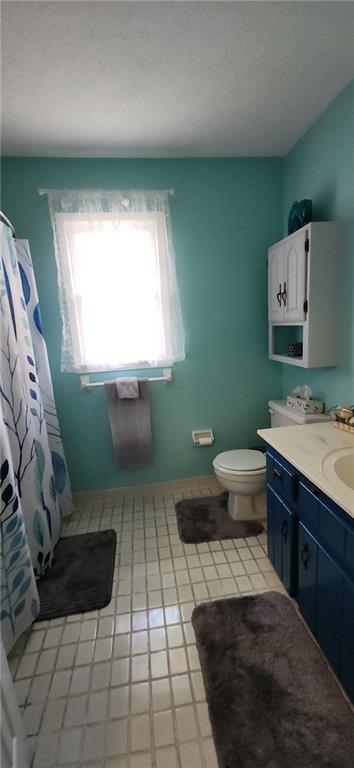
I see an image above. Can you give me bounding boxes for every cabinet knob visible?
[276,284,282,306]
[272,466,281,479]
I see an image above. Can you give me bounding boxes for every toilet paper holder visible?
[192,429,214,446]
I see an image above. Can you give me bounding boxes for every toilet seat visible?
[213,449,266,475]
[213,449,266,521]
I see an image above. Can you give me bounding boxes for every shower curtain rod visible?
[0,210,16,238]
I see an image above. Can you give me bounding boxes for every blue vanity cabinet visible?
[266,446,354,702]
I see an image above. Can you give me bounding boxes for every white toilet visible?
[213,400,330,522]
[213,449,267,521]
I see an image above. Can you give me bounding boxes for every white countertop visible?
[257,422,354,519]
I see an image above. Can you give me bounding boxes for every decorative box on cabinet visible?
[266,447,354,703]
[268,222,341,367]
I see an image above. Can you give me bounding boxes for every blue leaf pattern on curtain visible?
[15,239,73,517]
[18,262,31,306]
[0,222,73,652]
[1,412,39,643]
[2,258,17,339]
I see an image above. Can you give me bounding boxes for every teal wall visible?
[1,158,283,491]
[281,80,354,407]
[3,83,352,492]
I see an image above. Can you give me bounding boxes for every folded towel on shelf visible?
[105,379,152,469]
[116,376,139,399]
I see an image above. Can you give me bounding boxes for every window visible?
[43,190,185,373]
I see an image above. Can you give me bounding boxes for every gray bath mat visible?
[192,591,354,768]
[175,493,263,543]
[36,530,116,621]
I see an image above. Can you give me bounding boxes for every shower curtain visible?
[0,221,73,652]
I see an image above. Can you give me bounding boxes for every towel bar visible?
[80,368,172,391]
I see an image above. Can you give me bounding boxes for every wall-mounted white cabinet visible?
[268,227,308,323]
[268,222,341,368]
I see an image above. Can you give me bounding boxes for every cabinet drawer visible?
[298,478,320,533]
[318,496,346,565]
[266,451,298,509]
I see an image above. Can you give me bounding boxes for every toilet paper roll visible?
[197,437,213,446]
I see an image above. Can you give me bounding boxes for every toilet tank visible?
[268,400,330,427]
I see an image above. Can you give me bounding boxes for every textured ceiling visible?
[2,1,354,157]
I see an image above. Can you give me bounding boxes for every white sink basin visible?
[322,448,354,492]
[333,453,354,490]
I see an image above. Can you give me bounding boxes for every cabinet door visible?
[267,486,282,580]
[316,546,342,675]
[267,485,295,595]
[268,242,284,322]
[298,523,317,634]
[283,229,307,322]
[281,506,296,596]
[266,486,275,566]
[340,577,354,702]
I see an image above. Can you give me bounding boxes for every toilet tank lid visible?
[268,400,330,424]
[214,449,266,472]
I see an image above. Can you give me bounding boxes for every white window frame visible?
[55,211,176,373]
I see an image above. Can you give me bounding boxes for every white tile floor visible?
[8,477,283,768]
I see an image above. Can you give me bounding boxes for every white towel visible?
[105,380,152,468]
[116,377,139,399]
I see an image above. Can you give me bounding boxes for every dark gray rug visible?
[36,530,116,621]
[175,493,263,543]
[192,591,354,768]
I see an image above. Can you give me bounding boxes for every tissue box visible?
[286,396,324,414]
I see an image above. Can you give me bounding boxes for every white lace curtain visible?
[39,189,185,373]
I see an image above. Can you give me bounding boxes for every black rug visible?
[175,493,263,544]
[192,591,354,768]
[36,530,116,621]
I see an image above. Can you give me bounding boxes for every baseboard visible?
[74,474,219,504]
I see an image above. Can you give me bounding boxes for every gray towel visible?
[105,379,152,469]
[116,377,139,399]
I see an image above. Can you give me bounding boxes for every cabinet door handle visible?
[276,284,282,306]
[300,542,310,570]
[281,281,287,306]
[280,520,288,543]
[272,466,281,479]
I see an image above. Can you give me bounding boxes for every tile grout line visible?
[8,483,280,768]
